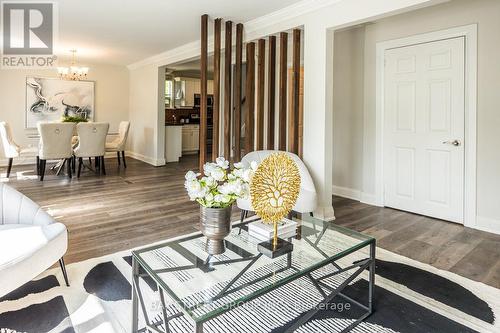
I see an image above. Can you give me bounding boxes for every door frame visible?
[374,24,477,227]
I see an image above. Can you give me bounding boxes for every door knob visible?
[442,140,461,146]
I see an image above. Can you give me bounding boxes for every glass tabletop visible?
[132,214,374,323]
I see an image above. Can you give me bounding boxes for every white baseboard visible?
[474,216,500,235]
[125,151,165,167]
[0,157,35,167]
[332,185,361,201]
[0,152,128,167]
[332,185,384,207]
[0,151,165,167]
[360,192,383,207]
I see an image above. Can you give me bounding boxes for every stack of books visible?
[248,218,298,242]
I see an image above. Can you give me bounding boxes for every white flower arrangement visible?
[184,157,257,208]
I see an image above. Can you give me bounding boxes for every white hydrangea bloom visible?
[211,167,225,181]
[242,169,253,183]
[185,180,202,200]
[202,176,217,188]
[203,163,217,177]
[185,159,254,208]
[185,170,200,180]
[215,157,230,169]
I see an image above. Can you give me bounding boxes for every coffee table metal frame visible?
[131,217,376,333]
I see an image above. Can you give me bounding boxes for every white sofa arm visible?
[0,184,55,226]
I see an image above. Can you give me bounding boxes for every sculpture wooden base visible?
[257,238,293,258]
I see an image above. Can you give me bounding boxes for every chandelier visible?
[57,50,89,80]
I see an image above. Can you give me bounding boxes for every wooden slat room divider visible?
[278,32,288,151]
[212,18,221,161]
[199,14,208,170]
[234,23,243,161]
[245,42,256,154]
[256,39,265,150]
[289,29,301,155]
[223,21,233,160]
[267,36,276,150]
[200,15,303,164]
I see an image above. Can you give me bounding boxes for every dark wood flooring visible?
[2,156,499,289]
[333,196,500,289]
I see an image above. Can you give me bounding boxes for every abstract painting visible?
[25,77,94,129]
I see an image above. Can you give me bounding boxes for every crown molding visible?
[127,0,341,70]
[244,0,340,35]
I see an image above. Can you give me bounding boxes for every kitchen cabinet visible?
[179,78,216,106]
[207,80,213,94]
[165,125,182,162]
[184,80,195,106]
[182,124,199,154]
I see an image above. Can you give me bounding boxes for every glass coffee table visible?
[131,214,375,333]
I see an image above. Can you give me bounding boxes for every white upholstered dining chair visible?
[0,122,38,178]
[236,150,318,223]
[37,122,75,181]
[0,183,69,297]
[105,121,130,168]
[74,122,109,177]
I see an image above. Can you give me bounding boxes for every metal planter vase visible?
[200,206,232,255]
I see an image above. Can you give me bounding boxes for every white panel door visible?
[384,37,465,223]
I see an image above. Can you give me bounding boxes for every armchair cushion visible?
[0,184,68,297]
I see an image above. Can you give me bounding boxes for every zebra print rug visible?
[0,232,499,333]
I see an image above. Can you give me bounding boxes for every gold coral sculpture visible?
[250,153,301,247]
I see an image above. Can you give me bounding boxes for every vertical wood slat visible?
[256,39,266,150]
[298,67,304,158]
[223,21,233,160]
[278,32,288,151]
[245,42,256,154]
[199,14,208,171]
[234,23,243,161]
[289,29,301,154]
[267,35,276,150]
[212,18,222,161]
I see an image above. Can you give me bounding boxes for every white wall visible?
[128,64,165,165]
[362,0,500,227]
[332,27,365,196]
[330,0,500,232]
[0,64,130,163]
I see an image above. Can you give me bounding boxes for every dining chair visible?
[105,121,130,168]
[74,122,109,178]
[37,123,75,181]
[0,122,38,178]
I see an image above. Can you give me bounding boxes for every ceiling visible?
[49,0,304,66]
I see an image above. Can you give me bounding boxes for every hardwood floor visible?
[2,155,205,264]
[2,156,499,289]
[333,196,500,289]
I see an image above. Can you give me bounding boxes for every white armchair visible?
[105,121,130,168]
[0,121,37,178]
[37,122,75,181]
[236,150,318,223]
[0,183,69,298]
[74,122,109,177]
